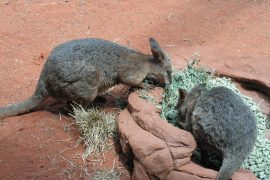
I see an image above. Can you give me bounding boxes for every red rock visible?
[132,160,150,180]
[174,157,190,168]
[128,92,197,149]
[232,169,258,180]
[149,87,165,104]
[166,171,212,180]
[177,162,217,178]
[170,147,195,159]
[120,168,133,180]
[118,109,167,160]
[142,148,173,179]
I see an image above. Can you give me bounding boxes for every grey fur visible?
[177,84,257,180]
[0,38,171,119]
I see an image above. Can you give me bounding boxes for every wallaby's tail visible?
[216,157,241,180]
[0,94,46,119]
[0,81,48,119]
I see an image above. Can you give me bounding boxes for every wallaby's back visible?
[177,86,257,180]
[193,87,256,149]
[195,87,257,180]
[42,39,140,98]
[45,38,140,74]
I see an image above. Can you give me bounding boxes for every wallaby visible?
[0,38,172,119]
[177,84,257,180]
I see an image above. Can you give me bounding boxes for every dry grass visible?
[91,168,121,180]
[69,105,117,160]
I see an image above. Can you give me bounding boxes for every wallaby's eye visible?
[167,57,171,61]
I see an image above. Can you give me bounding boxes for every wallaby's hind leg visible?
[71,86,98,109]
[79,94,98,108]
[198,142,222,171]
[41,98,68,113]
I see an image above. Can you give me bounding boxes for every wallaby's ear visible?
[177,88,187,109]
[178,88,187,102]
[191,83,206,97]
[149,38,165,63]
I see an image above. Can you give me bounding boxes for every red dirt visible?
[0,0,269,179]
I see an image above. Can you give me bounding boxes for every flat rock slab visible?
[168,46,270,115]
[117,91,257,180]
[170,46,270,89]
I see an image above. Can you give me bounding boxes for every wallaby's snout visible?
[148,38,172,86]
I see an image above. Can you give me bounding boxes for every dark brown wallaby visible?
[0,38,172,119]
[177,84,257,180]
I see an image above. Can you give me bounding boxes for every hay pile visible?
[70,105,117,160]
[91,168,120,180]
[160,63,270,179]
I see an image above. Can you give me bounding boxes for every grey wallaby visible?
[177,84,257,180]
[0,38,172,119]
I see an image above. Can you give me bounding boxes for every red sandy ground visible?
[0,0,269,179]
